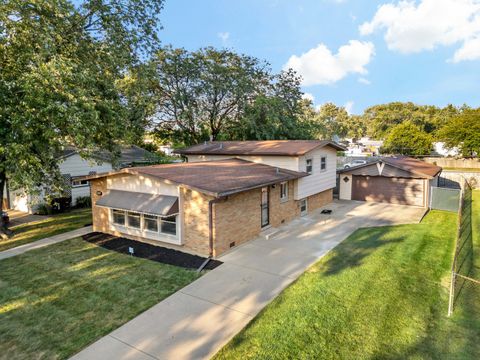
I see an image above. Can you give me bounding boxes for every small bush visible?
[75,196,91,208]
[36,203,53,215]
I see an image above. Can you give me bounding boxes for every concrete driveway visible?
[71,200,426,360]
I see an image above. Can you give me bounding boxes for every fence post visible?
[448,271,456,316]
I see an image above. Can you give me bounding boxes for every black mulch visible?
[82,232,222,270]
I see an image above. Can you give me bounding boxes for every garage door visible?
[352,176,425,206]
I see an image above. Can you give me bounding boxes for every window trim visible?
[320,156,327,172]
[300,198,308,216]
[71,179,89,188]
[305,158,313,174]
[110,209,178,237]
[280,181,288,202]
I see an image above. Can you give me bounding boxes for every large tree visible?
[362,102,462,139]
[0,0,164,219]
[151,47,270,145]
[438,109,480,157]
[381,121,433,156]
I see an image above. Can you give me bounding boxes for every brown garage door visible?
[352,176,425,206]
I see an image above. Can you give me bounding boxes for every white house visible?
[4,145,154,213]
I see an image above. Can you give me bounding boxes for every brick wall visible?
[90,178,109,233]
[181,187,213,255]
[213,188,262,256]
[304,188,333,213]
[270,181,297,227]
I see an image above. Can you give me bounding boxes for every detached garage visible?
[338,156,442,207]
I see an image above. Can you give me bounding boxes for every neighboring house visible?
[5,145,154,213]
[344,137,384,156]
[82,140,344,257]
[338,156,442,207]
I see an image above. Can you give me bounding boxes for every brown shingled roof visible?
[338,156,442,179]
[82,158,308,197]
[175,140,345,156]
[382,156,442,178]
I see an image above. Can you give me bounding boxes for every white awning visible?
[96,190,178,217]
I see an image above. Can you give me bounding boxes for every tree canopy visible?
[0,0,164,210]
[381,121,433,156]
[437,109,480,157]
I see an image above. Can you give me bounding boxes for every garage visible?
[351,175,425,206]
[339,156,442,207]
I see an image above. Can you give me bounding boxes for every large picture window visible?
[110,209,177,237]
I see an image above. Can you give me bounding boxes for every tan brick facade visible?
[180,188,213,255]
[90,176,333,258]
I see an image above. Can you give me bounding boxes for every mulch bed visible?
[82,232,222,270]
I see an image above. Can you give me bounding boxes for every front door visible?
[261,187,269,227]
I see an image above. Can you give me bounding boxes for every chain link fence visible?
[430,186,461,212]
[448,179,479,316]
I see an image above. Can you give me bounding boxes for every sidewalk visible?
[70,201,426,360]
[0,226,93,261]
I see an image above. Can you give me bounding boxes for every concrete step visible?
[260,227,281,240]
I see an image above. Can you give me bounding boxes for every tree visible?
[227,69,314,140]
[438,109,480,157]
[381,121,433,156]
[0,0,164,226]
[362,102,461,139]
[311,103,351,140]
[151,46,270,145]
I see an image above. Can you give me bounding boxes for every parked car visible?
[344,160,367,169]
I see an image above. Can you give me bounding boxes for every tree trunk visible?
[0,170,11,238]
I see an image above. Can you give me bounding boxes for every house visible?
[83,140,344,257]
[4,145,155,213]
[338,156,442,207]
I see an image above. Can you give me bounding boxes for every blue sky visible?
[159,0,480,114]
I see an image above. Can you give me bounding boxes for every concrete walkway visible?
[71,201,426,360]
[0,226,93,261]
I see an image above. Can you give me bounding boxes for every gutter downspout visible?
[197,196,224,273]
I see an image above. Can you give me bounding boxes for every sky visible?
[159,0,480,115]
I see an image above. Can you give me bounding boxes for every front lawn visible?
[0,208,92,252]
[215,194,480,359]
[0,238,200,359]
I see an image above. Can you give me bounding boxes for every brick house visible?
[83,140,344,257]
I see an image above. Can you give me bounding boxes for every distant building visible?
[433,142,459,157]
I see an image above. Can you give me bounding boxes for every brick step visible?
[260,227,281,240]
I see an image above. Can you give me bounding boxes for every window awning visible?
[96,190,179,217]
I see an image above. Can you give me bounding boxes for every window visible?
[143,214,159,232]
[127,211,141,229]
[280,182,288,201]
[320,156,327,171]
[72,179,89,187]
[161,216,177,235]
[112,210,125,226]
[300,199,308,215]
[306,159,313,174]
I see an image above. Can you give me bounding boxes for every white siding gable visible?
[296,147,337,200]
[60,154,113,177]
[107,173,179,197]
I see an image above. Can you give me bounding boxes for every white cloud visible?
[359,0,480,62]
[302,92,315,102]
[217,32,230,45]
[344,101,354,114]
[358,77,371,85]
[284,40,375,86]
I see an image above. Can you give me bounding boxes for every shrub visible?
[36,203,53,215]
[75,196,91,208]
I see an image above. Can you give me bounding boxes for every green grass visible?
[215,194,480,359]
[0,209,92,252]
[0,237,200,359]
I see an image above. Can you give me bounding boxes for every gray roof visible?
[96,190,179,216]
[60,145,155,166]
